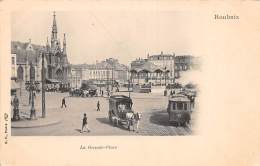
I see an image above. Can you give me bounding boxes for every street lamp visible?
[164,67,168,96]
[25,62,40,120]
[41,52,46,118]
[106,66,109,94]
[111,66,114,94]
[164,67,167,87]
[128,79,131,98]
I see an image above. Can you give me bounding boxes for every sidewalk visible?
[11,90,64,128]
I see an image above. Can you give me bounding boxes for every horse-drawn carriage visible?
[108,95,140,130]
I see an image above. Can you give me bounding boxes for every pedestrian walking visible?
[12,94,20,120]
[13,94,19,109]
[97,101,100,111]
[101,90,104,97]
[81,113,90,133]
[61,97,67,108]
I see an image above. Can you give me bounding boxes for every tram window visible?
[177,103,183,110]
[172,103,176,110]
[184,103,187,110]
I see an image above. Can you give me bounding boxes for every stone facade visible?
[11,12,70,84]
[70,58,129,88]
[130,52,200,85]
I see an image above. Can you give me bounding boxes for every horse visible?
[133,112,141,132]
[126,112,142,132]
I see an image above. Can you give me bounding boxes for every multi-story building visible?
[130,52,175,85]
[70,58,129,88]
[130,52,200,85]
[70,65,82,88]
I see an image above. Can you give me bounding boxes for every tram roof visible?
[109,95,132,102]
[169,94,190,102]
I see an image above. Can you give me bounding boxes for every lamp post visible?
[19,79,22,96]
[111,66,114,93]
[164,67,168,96]
[41,52,46,118]
[164,67,167,87]
[25,62,39,120]
[128,79,131,98]
[106,66,109,93]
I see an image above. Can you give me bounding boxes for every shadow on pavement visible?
[75,129,81,133]
[96,117,111,126]
[149,111,171,126]
[96,117,132,132]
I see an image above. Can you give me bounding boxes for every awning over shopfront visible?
[45,79,61,84]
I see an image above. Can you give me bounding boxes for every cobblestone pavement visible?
[12,90,196,136]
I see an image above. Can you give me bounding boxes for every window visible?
[172,102,176,110]
[184,103,187,110]
[177,102,183,110]
[11,57,15,65]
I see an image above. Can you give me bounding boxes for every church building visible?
[11,12,71,84]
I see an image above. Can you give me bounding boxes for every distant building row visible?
[70,58,129,88]
[130,51,201,85]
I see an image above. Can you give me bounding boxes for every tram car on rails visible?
[167,94,191,127]
[108,95,135,129]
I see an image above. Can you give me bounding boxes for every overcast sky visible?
[11,11,205,65]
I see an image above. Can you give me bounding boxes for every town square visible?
[11,11,201,136]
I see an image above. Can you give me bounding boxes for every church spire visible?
[63,33,66,55]
[51,11,58,42]
[46,37,50,51]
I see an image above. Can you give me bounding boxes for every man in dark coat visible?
[61,97,67,108]
[81,113,90,133]
[13,95,19,109]
[97,101,100,111]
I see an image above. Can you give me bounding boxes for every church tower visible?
[51,11,59,51]
[46,37,50,52]
[47,11,70,82]
[62,33,66,55]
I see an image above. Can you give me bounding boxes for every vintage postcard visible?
[0,1,260,166]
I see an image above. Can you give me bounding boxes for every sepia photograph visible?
[10,11,201,136]
[1,1,260,166]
